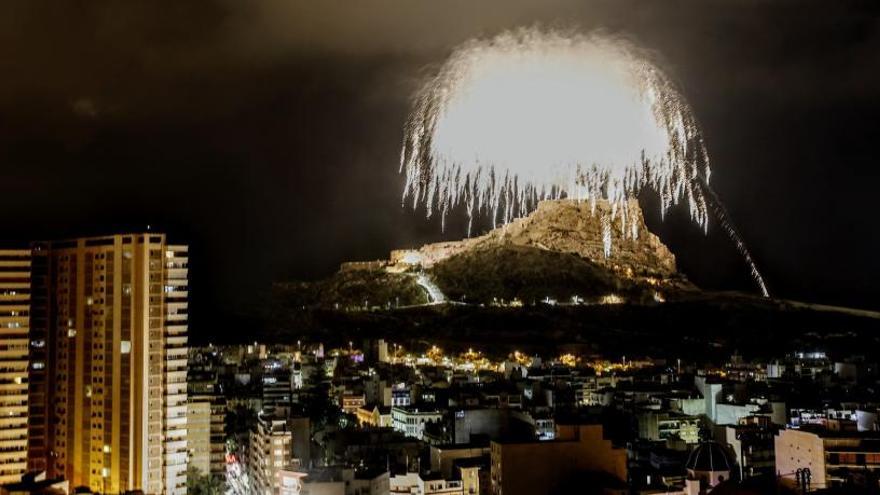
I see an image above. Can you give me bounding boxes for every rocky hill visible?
[405,199,679,279]
[260,200,880,359]
[278,200,694,309]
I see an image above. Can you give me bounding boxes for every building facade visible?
[717,415,778,480]
[638,411,701,444]
[0,250,32,483]
[188,366,228,478]
[490,424,627,495]
[776,427,880,490]
[391,407,443,441]
[248,413,295,495]
[27,234,188,494]
[186,400,213,476]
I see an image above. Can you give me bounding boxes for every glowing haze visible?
[401,28,769,296]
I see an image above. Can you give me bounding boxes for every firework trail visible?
[697,176,770,297]
[400,27,769,297]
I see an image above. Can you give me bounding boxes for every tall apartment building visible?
[26,246,49,476]
[188,366,227,478]
[26,234,188,494]
[0,250,32,483]
[186,400,213,476]
[247,413,296,495]
[261,361,293,413]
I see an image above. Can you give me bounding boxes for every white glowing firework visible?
[401,28,769,296]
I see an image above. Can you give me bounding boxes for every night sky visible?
[1,0,878,334]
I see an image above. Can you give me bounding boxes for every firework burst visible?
[400,27,768,296]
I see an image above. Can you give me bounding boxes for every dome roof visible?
[686,441,732,472]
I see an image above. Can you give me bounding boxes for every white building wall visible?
[775,429,826,485]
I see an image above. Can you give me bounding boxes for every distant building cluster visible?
[188,337,880,495]
[1,233,880,495]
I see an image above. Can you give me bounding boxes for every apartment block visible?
[26,234,188,494]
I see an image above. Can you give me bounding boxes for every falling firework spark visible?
[400,27,768,296]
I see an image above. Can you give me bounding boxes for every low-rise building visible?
[356,405,392,428]
[248,413,297,495]
[490,423,627,495]
[188,400,215,476]
[716,415,778,480]
[392,407,443,440]
[430,443,490,479]
[347,468,391,495]
[455,457,489,495]
[638,411,700,444]
[342,394,367,415]
[392,386,412,407]
[419,473,464,495]
[775,426,880,490]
